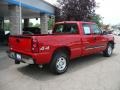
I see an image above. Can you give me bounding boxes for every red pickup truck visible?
[7,21,115,74]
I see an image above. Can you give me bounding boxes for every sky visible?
[44,0,120,25]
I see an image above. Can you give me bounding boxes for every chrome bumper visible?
[7,51,34,64]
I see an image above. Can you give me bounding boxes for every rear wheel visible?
[103,43,113,57]
[50,51,69,74]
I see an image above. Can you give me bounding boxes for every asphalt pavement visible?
[0,35,120,90]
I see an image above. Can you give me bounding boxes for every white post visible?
[19,0,22,34]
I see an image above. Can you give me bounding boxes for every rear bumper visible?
[7,50,52,64]
[7,51,34,64]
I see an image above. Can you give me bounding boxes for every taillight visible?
[32,39,39,53]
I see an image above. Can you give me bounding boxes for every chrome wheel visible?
[103,43,113,57]
[108,45,112,55]
[56,57,67,71]
[50,51,69,74]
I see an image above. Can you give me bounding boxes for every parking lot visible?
[0,35,120,90]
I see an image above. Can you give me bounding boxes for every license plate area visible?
[8,51,22,61]
[8,51,34,64]
[16,53,22,61]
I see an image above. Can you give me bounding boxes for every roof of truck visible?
[55,21,96,24]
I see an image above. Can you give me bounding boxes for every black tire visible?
[103,43,113,57]
[50,51,69,74]
[15,60,20,64]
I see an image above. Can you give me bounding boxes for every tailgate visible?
[9,35,32,53]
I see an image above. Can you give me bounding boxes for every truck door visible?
[81,23,95,55]
[90,24,107,53]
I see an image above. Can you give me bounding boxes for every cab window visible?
[91,24,102,35]
[83,24,91,35]
[54,23,78,34]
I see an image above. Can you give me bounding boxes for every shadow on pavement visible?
[17,53,118,81]
[17,64,58,81]
[68,53,117,73]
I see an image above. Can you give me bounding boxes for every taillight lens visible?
[32,39,39,53]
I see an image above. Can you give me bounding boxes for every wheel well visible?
[52,47,71,58]
[108,41,114,49]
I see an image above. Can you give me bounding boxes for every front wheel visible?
[50,51,69,74]
[103,43,113,57]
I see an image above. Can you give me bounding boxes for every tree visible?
[55,7,61,22]
[48,17,55,30]
[56,0,96,21]
[34,23,40,28]
[4,22,10,31]
[91,14,103,27]
[29,22,33,27]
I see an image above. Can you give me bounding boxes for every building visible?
[0,0,55,39]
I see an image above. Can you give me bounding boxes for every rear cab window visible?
[53,23,79,34]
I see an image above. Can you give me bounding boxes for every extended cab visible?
[7,21,115,74]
